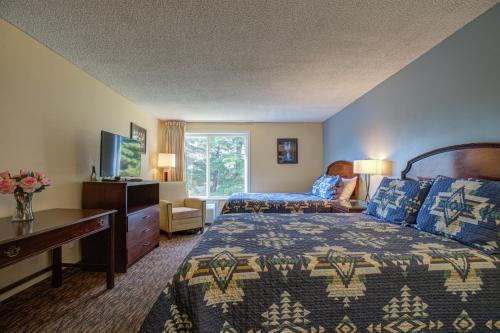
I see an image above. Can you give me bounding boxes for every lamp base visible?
[163,170,169,182]
[364,174,371,202]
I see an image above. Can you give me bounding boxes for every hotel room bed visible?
[140,143,500,332]
[221,160,358,214]
[220,191,336,214]
[141,213,500,332]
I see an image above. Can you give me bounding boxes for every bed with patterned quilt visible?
[221,160,359,214]
[221,192,337,214]
[140,143,500,332]
[140,212,500,332]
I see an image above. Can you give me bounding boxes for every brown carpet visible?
[0,233,201,333]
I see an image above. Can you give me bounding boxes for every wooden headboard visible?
[401,143,500,180]
[325,160,359,199]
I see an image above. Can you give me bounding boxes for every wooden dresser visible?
[82,181,159,273]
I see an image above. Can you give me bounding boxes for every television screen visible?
[100,131,141,178]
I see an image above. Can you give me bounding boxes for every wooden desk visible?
[332,200,367,213]
[0,209,116,294]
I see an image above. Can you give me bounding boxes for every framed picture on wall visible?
[277,138,298,164]
[130,122,147,153]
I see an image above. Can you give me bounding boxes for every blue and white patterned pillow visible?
[367,177,432,224]
[416,175,500,254]
[310,175,325,194]
[310,175,341,199]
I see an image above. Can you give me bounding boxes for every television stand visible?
[82,181,159,272]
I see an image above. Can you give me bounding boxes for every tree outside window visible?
[185,133,248,197]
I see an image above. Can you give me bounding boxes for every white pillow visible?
[338,176,357,201]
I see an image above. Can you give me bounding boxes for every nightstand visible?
[332,200,367,213]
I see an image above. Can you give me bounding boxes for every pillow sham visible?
[311,175,341,199]
[333,178,345,199]
[310,175,325,192]
[338,176,357,201]
[367,177,432,224]
[416,175,500,254]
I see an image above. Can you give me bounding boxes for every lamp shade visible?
[353,159,390,175]
[158,153,176,168]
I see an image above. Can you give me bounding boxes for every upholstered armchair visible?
[159,182,206,238]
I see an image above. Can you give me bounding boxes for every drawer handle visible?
[142,228,151,233]
[4,245,21,258]
[142,215,150,220]
[142,241,151,247]
[98,219,105,226]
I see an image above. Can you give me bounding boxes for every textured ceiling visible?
[0,1,496,122]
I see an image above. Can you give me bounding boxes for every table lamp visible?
[158,153,176,181]
[353,159,390,201]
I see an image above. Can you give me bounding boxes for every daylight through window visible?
[185,133,249,197]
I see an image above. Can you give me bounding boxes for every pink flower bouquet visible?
[0,170,51,221]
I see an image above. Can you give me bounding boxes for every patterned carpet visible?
[0,233,202,333]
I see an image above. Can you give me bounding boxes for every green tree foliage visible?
[120,140,141,177]
[209,136,245,196]
[185,136,207,196]
[185,135,246,196]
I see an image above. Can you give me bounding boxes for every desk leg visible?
[52,246,62,287]
[106,213,115,289]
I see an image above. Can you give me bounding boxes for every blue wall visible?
[323,4,500,178]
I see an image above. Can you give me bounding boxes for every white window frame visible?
[185,131,250,199]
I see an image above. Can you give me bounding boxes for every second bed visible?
[221,160,358,214]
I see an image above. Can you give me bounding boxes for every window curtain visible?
[160,120,185,181]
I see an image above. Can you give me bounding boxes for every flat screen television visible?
[100,131,142,178]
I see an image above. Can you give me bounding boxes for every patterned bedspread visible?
[221,192,334,214]
[140,213,500,333]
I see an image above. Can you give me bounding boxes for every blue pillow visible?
[310,175,325,194]
[367,177,432,224]
[311,175,341,199]
[416,175,500,254]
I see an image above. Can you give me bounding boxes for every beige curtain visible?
[160,120,185,181]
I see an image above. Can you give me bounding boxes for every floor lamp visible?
[158,153,176,181]
[353,159,388,202]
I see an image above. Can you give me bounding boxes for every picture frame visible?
[277,138,298,164]
[130,122,147,154]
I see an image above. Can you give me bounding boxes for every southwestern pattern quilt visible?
[140,213,500,333]
[221,192,334,214]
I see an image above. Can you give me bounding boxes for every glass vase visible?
[12,193,34,222]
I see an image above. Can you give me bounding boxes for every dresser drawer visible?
[0,216,108,268]
[127,216,159,248]
[127,232,158,265]
[128,206,159,231]
[127,205,159,247]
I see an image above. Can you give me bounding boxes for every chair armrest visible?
[159,200,173,233]
[160,199,173,209]
[184,198,206,210]
[184,198,206,226]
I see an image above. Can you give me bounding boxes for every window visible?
[185,133,249,197]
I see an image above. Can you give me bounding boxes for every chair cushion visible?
[172,207,202,220]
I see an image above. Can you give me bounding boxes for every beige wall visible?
[0,19,159,300]
[186,123,323,192]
